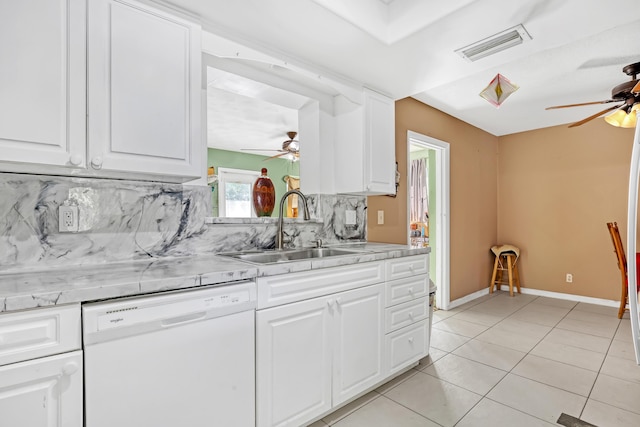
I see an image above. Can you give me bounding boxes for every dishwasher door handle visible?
[160,311,207,327]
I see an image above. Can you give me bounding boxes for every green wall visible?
[208,148,300,217]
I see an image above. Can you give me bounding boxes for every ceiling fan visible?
[242,131,300,161]
[546,62,640,128]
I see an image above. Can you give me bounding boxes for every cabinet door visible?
[256,296,333,427]
[0,0,86,169]
[363,88,395,194]
[88,0,201,180]
[0,351,83,427]
[332,283,385,405]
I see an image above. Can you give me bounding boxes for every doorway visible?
[407,131,450,310]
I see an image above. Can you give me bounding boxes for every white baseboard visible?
[447,285,620,310]
[447,288,493,309]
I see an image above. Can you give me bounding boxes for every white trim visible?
[407,131,451,310]
[626,118,640,364]
[447,288,488,309]
[447,286,622,310]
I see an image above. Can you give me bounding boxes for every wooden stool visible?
[489,245,521,297]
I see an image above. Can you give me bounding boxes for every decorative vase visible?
[252,168,275,217]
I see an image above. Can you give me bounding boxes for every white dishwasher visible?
[83,280,256,427]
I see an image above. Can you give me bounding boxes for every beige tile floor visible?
[308,291,640,427]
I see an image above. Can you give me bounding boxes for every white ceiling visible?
[175,0,640,137]
[207,68,301,155]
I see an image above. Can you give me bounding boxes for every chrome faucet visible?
[276,190,311,250]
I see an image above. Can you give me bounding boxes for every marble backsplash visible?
[0,173,366,272]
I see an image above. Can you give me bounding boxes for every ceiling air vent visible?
[455,24,531,62]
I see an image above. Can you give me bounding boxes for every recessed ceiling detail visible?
[310,0,477,44]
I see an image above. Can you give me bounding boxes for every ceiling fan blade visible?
[546,99,618,110]
[633,80,640,94]
[241,148,283,152]
[264,152,291,161]
[568,104,623,128]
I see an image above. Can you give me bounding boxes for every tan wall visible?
[498,121,635,300]
[368,97,499,300]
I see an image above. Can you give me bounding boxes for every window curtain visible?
[410,158,428,224]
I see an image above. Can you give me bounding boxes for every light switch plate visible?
[377,210,384,225]
[345,210,356,225]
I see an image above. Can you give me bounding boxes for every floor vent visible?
[455,24,531,62]
[556,413,598,427]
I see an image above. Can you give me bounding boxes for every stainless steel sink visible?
[219,248,360,264]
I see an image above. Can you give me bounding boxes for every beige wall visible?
[368,97,499,300]
[498,121,635,300]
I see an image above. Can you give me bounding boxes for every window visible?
[217,168,260,217]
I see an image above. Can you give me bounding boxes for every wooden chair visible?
[607,222,629,319]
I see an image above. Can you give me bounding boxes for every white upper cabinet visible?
[0,0,86,168]
[333,88,396,195]
[0,0,201,182]
[88,0,201,180]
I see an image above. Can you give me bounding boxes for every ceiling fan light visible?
[605,109,629,127]
[620,109,637,128]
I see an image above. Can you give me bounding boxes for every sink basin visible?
[219,248,360,264]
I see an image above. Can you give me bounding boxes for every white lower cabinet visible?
[384,256,431,374]
[256,254,430,427]
[0,305,82,427]
[256,293,333,427]
[0,351,83,427]
[256,283,384,427]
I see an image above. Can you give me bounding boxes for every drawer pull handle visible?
[91,156,103,169]
[407,288,414,295]
[335,297,342,308]
[62,361,79,376]
[408,313,414,321]
[327,300,334,308]
[408,337,414,344]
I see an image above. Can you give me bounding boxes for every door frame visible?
[407,131,451,310]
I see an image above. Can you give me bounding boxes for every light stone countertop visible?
[0,244,430,313]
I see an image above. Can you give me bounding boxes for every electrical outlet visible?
[566,273,573,283]
[345,210,356,225]
[59,205,79,232]
[377,210,384,225]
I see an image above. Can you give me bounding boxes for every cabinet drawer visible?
[385,274,428,307]
[385,297,428,333]
[386,320,428,374]
[0,304,81,366]
[257,261,384,308]
[385,255,428,281]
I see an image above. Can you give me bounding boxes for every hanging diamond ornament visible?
[479,73,519,107]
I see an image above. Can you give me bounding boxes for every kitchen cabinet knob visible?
[408,337,414,344]
[408,313,414,320]
[69,154,83,166]
[91,157,103,169]
[327,300,334,308]
[62,361,79,376]
[407,288,414,295]
[336,297,342,306]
